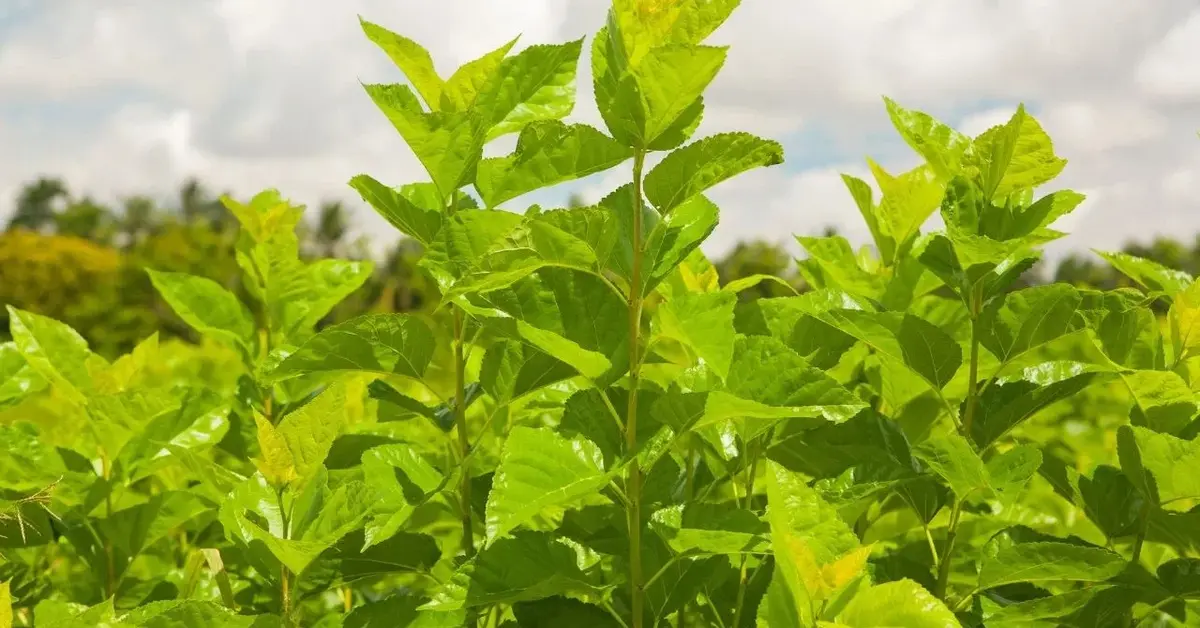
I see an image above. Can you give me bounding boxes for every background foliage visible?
[3,1,1200,627]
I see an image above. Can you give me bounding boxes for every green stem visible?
[961,287,982,440]
[445,192,477,628]
[1132,498,1152,564]
[101,453,115,600]
[935,500,962,601]
[453,307,475,559]
[276,488,293,625]
[924,524,941,572]
[1134,596,1178,627]
[941,285,981,602]
[627,150,647,628]
[678,438,699,628]
[731,443,761,628]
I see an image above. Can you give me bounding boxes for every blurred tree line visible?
[2,175,1194,357]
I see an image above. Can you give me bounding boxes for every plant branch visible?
[626,149,647,628]
[935,500,963,601]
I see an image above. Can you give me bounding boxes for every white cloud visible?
[0,0,1196,262]
[1136,8,1200,102]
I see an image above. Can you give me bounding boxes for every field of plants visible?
[3,0,1199,626]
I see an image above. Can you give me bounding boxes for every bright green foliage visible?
[4,2,1199,627]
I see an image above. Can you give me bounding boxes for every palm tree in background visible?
[120,195,157,249]
[716,239,799,300]
[375,238,428,312]
[315,200,349,258]
[8,176,68,232]
[178,177,228,229]
[55,197,116,244]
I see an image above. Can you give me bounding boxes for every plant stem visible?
[961,286,982,440]
[626,150,647,628]
[342,586,353,613]
[935,500,962,601]
[732,442,761,628]
[445,193,477,628]
[280,566,292,624]
[678,438,699,628]
[101,452,115,600]
[453,307,475,559]
[940,286,983,603]
[276,487,293,625]
[1132,498,1152,564]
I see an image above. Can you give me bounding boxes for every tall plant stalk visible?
[626,149,648,628]
[940,285,982,601]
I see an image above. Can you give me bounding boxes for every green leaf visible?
[445,210,613,297]
[643,132,783,213]
[485,426,610,542]
[1170,280,1200,363]
[421,209,524,292]
[592,23,727,148]
[1118,424,1200,510]
[795,235,885,302]
[655,337,865,444]
[348,175,444,245]
[475,122,632,208]
[345,595,465,628]
[362,444,447,548]
[220,472,373,575]
[971,372,1097,447]
[816,309,962,391]
[33,599,120,628]
[1157,558,1200,599]
[634,44,727,147]
[640,194,719,296]
[965,105,1066,199]
[476,39,585,140]
[913,434,989,501]
[1,580,11,628]
[1096,251,1194,297]
[6,306,96,404]
[610,0,739,62]
[121,600,275,626]
[146,270,254,354]
[883,97,971,181]
[649,502,769,555]
[986,445,1042,508]
[270,314,435,382]
[439,37,517,113]
[0,342,47,408]
[97,491,212,582]
[426,531,606,610]
[247,250,373,342]
[721,335,866,424]
[1000,190,1087,239]
[362,82,486,202]
[977,541,1126,590]
[841,174,895,263]
[117,389,231,482]
[765,461,864,624]
[360,18,444,109]
[470,268,629,380]
[512,597,621,628]
[651,290,737,380]
[978,284,1084,369]
[1077,465,1145,539]
[479,340,575,404]
[1121,370,1199,435]
[259,383,351,487]
[867,160,945,252]
[835,579,960,627]
[984,588,1110,627]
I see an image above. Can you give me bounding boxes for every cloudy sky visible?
[1,0,1198,261]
